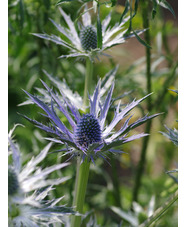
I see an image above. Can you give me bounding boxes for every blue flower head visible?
[74,114,102,149]
[22,72,159,164]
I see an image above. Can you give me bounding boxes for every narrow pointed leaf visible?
[120,0,130,24]
[152,0,157,19]
[157,0,176,18]
[133,0,139,17]
[132,29,152,49]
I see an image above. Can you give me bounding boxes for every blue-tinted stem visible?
[71,158,90,227]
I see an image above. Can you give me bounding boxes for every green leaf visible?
[119,0,130,24]
[97,4,102,49]
[132,29,152,49]
[152,0,157,19]
[133,0,139,17]
[111,0,117,7]
[19,0,24,30]
[157,0,176,18]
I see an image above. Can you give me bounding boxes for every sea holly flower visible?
[32,5,144,61]
[8,127,75,226]
[21,75,160,164]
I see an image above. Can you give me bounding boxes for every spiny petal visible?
[21,163,70,192]
[58,7,81,49]
[40,80,76,130]
[90,79,101,117]
[103,93,152,137]
[19,143,52,182]
[82,4,91,27]
[102,12,112,35]
[99,82,115,130]
[32,33,75,50]
[103,16,130,44]
[43,69,83,110]
[23,90,73,139]
[49,18,80,48]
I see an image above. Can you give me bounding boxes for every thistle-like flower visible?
[21,72,159,164]
[32,5,143,61]
[8,127,75,226]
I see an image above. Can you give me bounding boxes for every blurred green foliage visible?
[8,0,177,226]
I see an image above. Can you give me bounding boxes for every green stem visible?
[83,58,93,109]
[71,57,93,227]
[153,62,178,110]
[132,0,152,204]
[132,121,151,203]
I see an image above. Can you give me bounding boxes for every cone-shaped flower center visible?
[75,114,101,149]
[80,25,97,51]
[8,166,19,196]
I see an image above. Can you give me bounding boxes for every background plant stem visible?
[153,62,178,110]
[132,0,152,204]
[111,156,122,207]
[71,58,93,227]
[83,58,93,108]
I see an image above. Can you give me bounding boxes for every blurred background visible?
[8,0,178,226]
